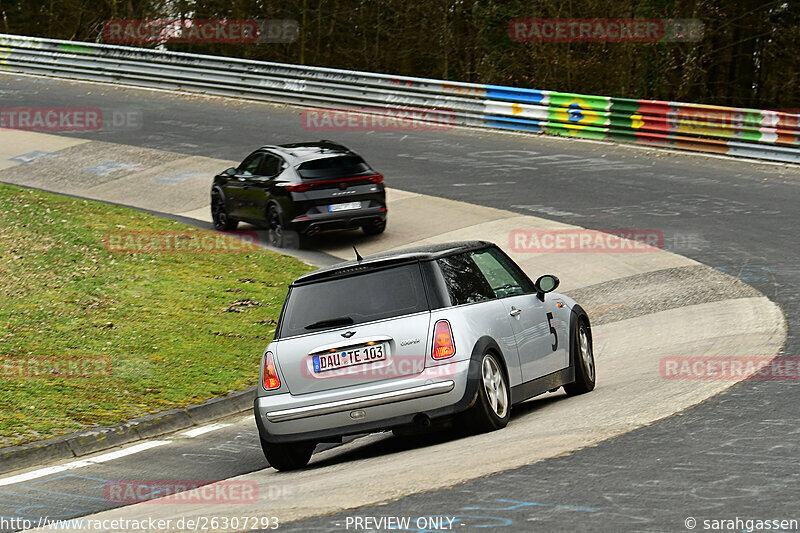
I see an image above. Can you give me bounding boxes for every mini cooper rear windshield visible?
[296,155,372,179]
[278,263,429,338]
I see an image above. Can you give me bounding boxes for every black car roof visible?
[259,140,356,163]
[292,241,493,285]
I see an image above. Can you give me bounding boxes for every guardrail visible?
[1,33,798,163]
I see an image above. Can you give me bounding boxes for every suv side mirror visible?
[534,274,560,301]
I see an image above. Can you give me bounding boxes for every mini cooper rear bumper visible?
[255,359,476,444]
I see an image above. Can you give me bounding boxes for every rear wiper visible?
[304,316,354,330]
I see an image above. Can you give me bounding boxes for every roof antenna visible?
[353,245,363,262]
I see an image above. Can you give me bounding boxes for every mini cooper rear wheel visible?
[464,352,510,433]
[564,319,595,396]
[211,192,238,231]
[260,439,316,471]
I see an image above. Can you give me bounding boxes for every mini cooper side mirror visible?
[534,274,560,301]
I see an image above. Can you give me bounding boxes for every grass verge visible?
[0,183,313,446]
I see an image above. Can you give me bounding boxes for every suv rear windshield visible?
[278,263,429,338]
[296,155,372,179]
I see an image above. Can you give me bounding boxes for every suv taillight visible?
[285,174,383,192]
[263,351,281,389]
[432,320,455,359]
[285,183,312,193]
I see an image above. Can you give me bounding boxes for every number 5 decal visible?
[546,312,558,351]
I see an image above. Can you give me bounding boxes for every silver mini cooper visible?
[254,241,594,470]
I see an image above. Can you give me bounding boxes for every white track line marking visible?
[0,460,94,486]
[0,441,169,487]
[88,441,170,463]
[180,423,230,438]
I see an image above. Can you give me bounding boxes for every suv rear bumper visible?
[255,359,475,444]
[289,206,386,235]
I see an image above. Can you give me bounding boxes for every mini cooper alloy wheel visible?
[482,354,508,418]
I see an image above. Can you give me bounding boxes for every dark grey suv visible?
[211,141,386,245]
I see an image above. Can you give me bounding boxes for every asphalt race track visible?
[1,74,798,532]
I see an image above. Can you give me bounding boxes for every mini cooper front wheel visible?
[464,352,510,433]
[564,319,595,396]
[260,439,316,471]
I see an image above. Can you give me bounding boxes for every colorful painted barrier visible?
[482,89,800,160]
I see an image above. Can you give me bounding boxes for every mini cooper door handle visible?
[509,307,522,317]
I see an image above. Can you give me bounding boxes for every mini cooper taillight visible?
[432,320,455,359]
[263,351,281,390]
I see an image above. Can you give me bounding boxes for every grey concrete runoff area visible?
[0,73,796,532]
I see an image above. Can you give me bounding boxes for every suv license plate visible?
[313,344,386,373]
[329,202,361,212]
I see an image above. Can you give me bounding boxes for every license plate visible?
[313,344,386,373]
[329,201,361,212]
